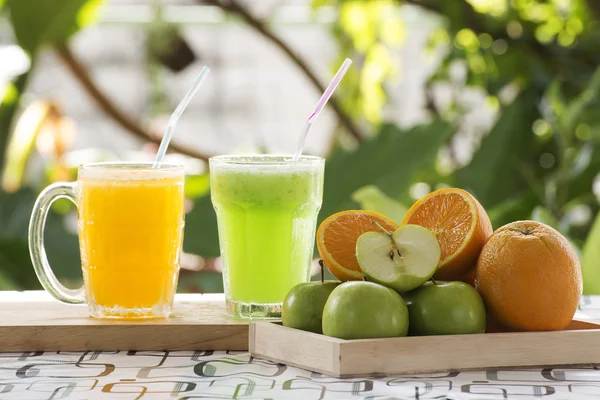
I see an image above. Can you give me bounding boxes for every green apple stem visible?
[372,220,403,260]
[372,220,392,236]
[318,260,325,283]
[430,277,438,285]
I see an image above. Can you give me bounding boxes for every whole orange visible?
[476,220,582,331]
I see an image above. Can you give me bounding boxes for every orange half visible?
[401,188,492,280]
[317,210,399,281]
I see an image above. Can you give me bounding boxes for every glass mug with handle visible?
[29,162,185,319]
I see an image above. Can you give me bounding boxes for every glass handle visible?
[28,182,85,304]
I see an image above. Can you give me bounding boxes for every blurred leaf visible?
[44,210,81,283]
[531,205,559,229]
[178,271,223,294]
[311,0,329,10]
[0,266,18,290]
[561,67,600,134]
[320,121,453,222]
[456,89,541,209]
[567,142,600,201]
[582,212,600,294]
[0,71,31,170]
[542,80,566,139]
[2,101,54,192]
[148,25,196,73]
[0,238,38,289]
[184,174,210,199]
[545,80,566,114]
[351,185,407,223]
[486,191,540,229]
[5,0,104,55]
[0,189,35,238]
[182,195,219,258]
[568,143,594,179]
[0,188,81,288]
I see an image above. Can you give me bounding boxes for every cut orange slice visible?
[401,188,493,280]
[317,210,399,281]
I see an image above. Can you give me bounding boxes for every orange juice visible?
[77,165,184,319]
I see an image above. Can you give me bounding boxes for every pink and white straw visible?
[293,58,353,160]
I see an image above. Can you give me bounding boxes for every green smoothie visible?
[210,155,324,318]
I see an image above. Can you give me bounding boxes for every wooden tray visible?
[250,317,600,377]
[0,291,248,351]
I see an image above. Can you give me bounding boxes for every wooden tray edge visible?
[250,321,342,376]
[250,320,600,378]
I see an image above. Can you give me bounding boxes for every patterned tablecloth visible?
[1,297,600,400]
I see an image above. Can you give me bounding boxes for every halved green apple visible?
[356,223,441,292]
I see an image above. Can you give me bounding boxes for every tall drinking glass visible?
[210,155,325,319]
[29,163,185,319]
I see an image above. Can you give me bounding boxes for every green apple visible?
[404,280,486,336]
[322,281,409,339]
[282,280,340,334]
[356,223,441,293]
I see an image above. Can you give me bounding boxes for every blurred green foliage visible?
[313,0,600,291]
[6,0,103,55]
[0,0,599,292]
